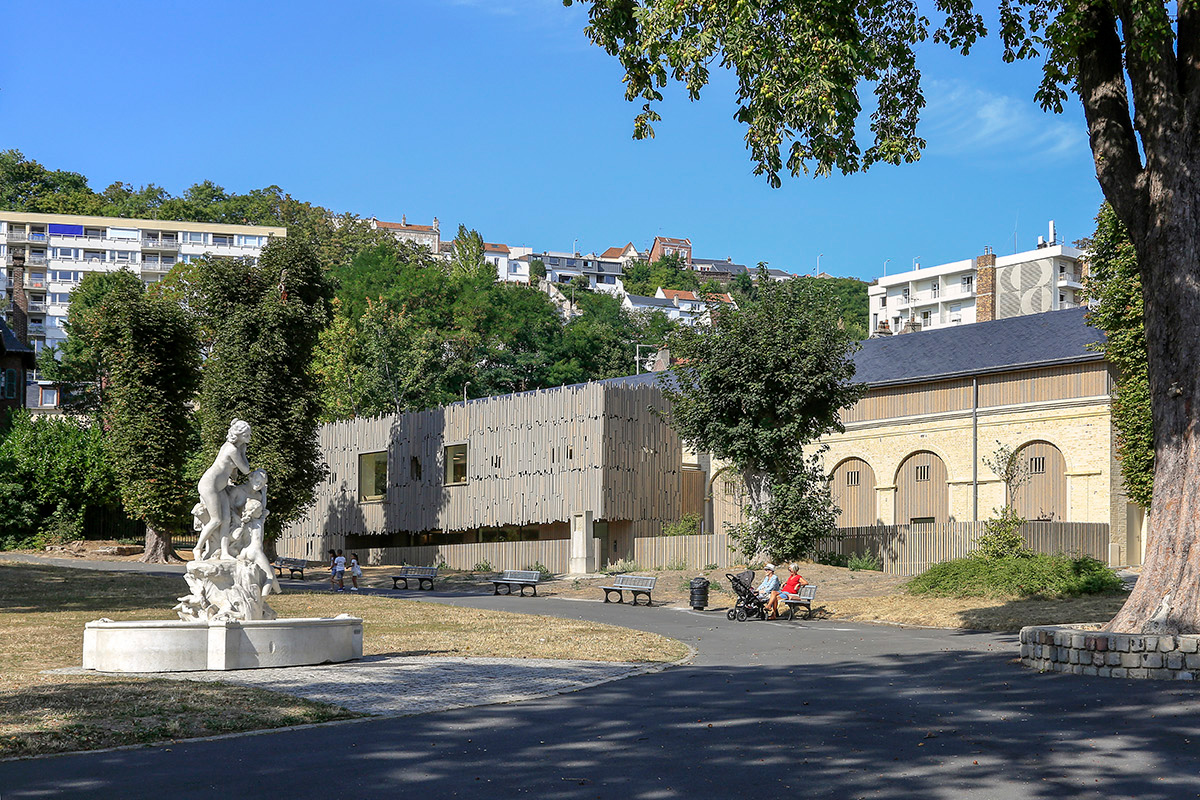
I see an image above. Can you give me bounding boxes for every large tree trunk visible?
[139,526,183,564]
[1105,193,1200,633]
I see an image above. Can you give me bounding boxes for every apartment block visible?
[867,222,1085,335]
[1,211,283,410]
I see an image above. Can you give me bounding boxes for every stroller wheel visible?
[726,609,737,621]
[736,609,748,622]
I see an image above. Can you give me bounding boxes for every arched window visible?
[1012,441,1067,521]
[895,451,949,524]
[829,458,877,527]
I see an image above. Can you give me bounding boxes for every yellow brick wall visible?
[819,399,1121,530]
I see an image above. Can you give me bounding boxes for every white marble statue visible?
[194,419,252,562]
[176,420,278,622]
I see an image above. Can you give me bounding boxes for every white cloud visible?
[921,80,1085,162]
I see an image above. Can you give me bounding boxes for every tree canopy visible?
[662,275,864,559]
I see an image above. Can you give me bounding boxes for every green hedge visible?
[905,553,1123,599]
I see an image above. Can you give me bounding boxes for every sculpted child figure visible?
[193,419,252,561]
[230,469,279,597]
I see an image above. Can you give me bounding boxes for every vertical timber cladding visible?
[1012,441,1068,521]
[895,451,949,523]
[829,457,878,526]
[393,382,609,533]
[602,382,683,538]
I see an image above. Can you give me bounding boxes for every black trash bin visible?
[689,577,710,611]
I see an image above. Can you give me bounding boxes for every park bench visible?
[781,585,818,620]
[272,557,309,580]
[600,574,658,606]
[492,569,542,596]
[390,566,438,590]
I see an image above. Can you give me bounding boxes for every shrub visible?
[524,561,554,580]
[663,513,701,537]
[905,553,1123,598]
[473,560,493,573]
[704,563,720,571]
[604,558,640,575]
[814,550,849,568]
[664,557,687,571]
[847,551,883,571]
[974,506,1032,559]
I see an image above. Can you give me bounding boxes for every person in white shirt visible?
[332,550,346,591]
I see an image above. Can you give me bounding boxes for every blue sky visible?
[3,0,1102,281]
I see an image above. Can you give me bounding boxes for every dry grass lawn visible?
[827,593,1129,632]
[0,560,686,758]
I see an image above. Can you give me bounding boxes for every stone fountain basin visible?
[82,615,363,672]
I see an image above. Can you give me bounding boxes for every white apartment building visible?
[867,222,1085,335]
[1,211,283,409]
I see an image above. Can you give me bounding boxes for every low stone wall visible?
[1020,624,1200,680]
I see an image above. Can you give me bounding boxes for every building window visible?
[410,456,422,481]
[879,296,886,308]
[39,386,58,407]
[185,231,206,244]
[915,464,930,482]
[921,310,931,325]
[212,235,232,246]
[1029,456,1046,474]
[962,275,974,292]
[2,369,16,400]
[358,451,388,501]
[902,288,910,302]
[846,470,860,487]
[444,444,467,485]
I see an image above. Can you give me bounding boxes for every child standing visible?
[350,553,362,591]
[333,550,346,591]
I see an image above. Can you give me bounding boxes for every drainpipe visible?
[972,376,979,521]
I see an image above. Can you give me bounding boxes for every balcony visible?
[27,301,47,314]
[24,275,47,290]
[5,230,49,244]
[6,252,48,266]
[1057,270,1083,287]
[142,238,179,251]
[27,322,45,336]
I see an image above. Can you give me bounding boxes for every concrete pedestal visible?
[569,511,597,575]
[82,615,363,672]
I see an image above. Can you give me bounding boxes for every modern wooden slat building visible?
[278,373,691,570]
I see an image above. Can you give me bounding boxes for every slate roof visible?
[853,307,1103,386]
[625,294,675,308]
[0,319,34,365]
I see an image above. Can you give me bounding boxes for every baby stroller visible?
[726,570,767,622]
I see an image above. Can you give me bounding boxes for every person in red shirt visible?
[766,563,808,619]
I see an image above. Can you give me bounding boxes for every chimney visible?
[10,252,27,345]
[975,246,996,322]
[873,319,893,337]
[401,214,406,226]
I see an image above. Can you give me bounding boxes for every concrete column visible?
[569,511,596,575]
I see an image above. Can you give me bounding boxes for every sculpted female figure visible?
[194,419,252,561]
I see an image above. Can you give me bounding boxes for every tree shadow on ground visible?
[0,563,179,614]
[6,641,1198,798]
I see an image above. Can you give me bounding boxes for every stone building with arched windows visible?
[819,307,1143,566]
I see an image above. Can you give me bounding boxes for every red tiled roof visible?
[484,242,510,254]
[654,236,692,247]
[661,288,733,304]
[600,246,626,259]
[377,219,438,233]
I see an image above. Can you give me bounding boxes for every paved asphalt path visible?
[4,590,1200,799]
